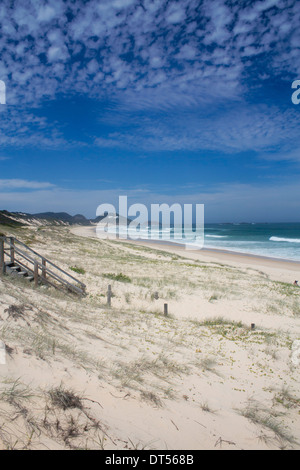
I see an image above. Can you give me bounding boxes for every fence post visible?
[107,284,112,307]
[164,303,168,317]
[34,261,39,287]
[42,258,46,279]
[0,238,5,275]
[10,237,15,264]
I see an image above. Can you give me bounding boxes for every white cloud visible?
[175,44,197,60]
[0,179,55,189]
[165,4,186,24]
[37,5,57,22]
[47,43,69,62]
[0,0,296,108]
[0,0,297,160]
[112,0,136,9]
[94,103,300,154]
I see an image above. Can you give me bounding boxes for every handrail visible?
[13,256,80,295]
[0,236,86,295]
[6,237,86,288]
[12,246,84,294]
[13,244,86,289]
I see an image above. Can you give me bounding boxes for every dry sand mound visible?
[0,225,299,450]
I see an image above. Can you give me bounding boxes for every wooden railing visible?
[0,236,86,296]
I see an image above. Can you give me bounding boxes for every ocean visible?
[98,219,300,262]
[203,223,300,261]
[115,222,300,262]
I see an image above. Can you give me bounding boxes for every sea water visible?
[122,223,300,261]
[203,223,300,261]
[101,222,300,261]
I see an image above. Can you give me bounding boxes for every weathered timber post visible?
[164,303,168,317]
[0,238,5,275]
[9,237,15,264]
[42,258,46,279]
[107,284,112,307]
[34,261,39,287]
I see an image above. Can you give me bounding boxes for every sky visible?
[0,0,300,222]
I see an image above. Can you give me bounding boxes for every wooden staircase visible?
[0,236,86,296]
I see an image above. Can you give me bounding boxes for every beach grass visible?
[0,224,299,450]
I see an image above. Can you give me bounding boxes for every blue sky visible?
[0,0,300,222]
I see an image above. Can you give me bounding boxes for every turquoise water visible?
[102,222,300,261]
[202,223,300,261]
[131,223,300,261]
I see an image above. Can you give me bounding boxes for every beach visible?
[0,224,299,450]
[72,225,300,284]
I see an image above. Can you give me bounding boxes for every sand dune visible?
[0,224,299,450]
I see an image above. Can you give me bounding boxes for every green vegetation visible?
[103,272,132,283]
[0,378,34,406]
[69,266,86,275]
[238,398,298,447]
[0,211,24,227]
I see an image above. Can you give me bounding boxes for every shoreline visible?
[130,237,300,264]
[70,225,300,283]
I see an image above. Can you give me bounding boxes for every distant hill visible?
[0,210,91,227]
[0,210,132,227]
[0,210,25,227]
[33,212,90,225]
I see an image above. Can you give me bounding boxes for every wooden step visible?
[5,262,14,268]
[1,236,86,295]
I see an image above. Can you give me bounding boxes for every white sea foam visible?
[270,236,300,243]
[205,235,227,238]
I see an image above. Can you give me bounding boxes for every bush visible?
[103,272,132,283]
[69,266,86,275]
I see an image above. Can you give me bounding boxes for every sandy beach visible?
[73,225,300,283]
[0,224,299,450]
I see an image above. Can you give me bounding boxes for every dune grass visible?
[0,225,299,449]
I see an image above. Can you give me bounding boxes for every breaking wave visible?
[205,235,227,238]
[270,236,300,243]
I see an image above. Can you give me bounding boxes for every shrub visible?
[69,266,86,275]
[103,272,132,283]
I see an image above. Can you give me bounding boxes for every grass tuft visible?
[48,385,83,411]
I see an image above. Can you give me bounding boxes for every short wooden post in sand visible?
[9,237,15,264]
[42,258,47,279]
[34,261,39,287]
[164,303,168,317]
[0,238,5,275]
[107,284,112,307]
